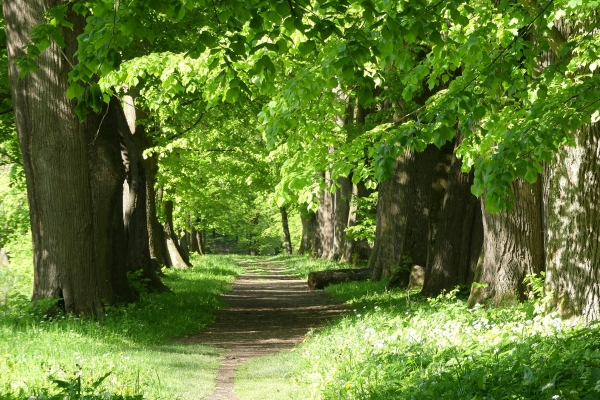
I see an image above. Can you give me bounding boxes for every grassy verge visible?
[237,257,600,400]
[0,252,243,399]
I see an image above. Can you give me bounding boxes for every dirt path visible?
[184,260,347,400]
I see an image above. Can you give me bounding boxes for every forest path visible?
[183,259,347,400]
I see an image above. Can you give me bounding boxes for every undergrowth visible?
[0,251,243,399]
[236,257,600,400]
[294,280,600,399]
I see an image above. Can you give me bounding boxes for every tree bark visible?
[422,140,483,296]
[189,215,199,254]
[307,268,373,290]
[330,176,352,260]
[299,210,316,255]
[280,206,293,255]
[368,143,452,285]
[545,122,600,321]
[117,98,168,292]
[195,230,205,255]
[4,0,135,314]
[123,95,171,268]
[163,200,190,268]
[468,179,545,307]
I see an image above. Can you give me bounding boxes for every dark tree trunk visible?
[117,99,168,292]
[314,171,334,258]
[123,96,171,268]
[422,140,484,296]
[195,230,205,255]
[368,143,452,286]
[179,231,191,262]
[307,268,373,290]
[468,180,545,307]
[163,200,191,268]
[331,176,352,260]
[299,211,316,255]
[280,206,293,255]
[546,122,600,321]
[4,1,137,315]
[189,215,199,254]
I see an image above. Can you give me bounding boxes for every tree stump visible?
[307,268,373,290]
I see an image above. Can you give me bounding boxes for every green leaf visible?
[249,14,263,31]
[75,99,88,121]
[298,40,315,56]
[276,2,291,17]
[67,82,85,100]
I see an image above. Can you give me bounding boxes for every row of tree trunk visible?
[3,1,201,315]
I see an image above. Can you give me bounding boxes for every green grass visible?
[0,249,243,399]
[235,350,308,400]
[235,257,600,400]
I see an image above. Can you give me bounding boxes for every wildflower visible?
[542,382,554,391]
[552,395,560,399]
[345,383,352,389]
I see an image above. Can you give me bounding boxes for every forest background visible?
[0,0,599,398]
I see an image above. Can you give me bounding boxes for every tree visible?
[4,0,137,314]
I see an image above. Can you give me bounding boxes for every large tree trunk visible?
[280,206,293,255]
[88,100,136,304]
[163,200,191,268]
[330,176,352,260]
[4,1,134,314]
[314,172,334,258]
[123,96,171,268]
[422,141,483,296]
[117,98,168,292]
[299,210,316,255]
[468,180,545,307]
[368,143,452,285]
[545,122,600,321]
[189,215,199,254]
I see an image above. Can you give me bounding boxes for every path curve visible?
[184,260,347,400]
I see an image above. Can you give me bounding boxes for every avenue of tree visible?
[0,0,598,321]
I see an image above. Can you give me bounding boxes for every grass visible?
[235,351,308,400]
[235,257,600,400]
[0,247,243,399]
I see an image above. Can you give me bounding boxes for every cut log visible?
[307,268,373,290]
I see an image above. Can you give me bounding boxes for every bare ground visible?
[180,260,347,400]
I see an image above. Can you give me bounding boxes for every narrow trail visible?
[183,260,347,400]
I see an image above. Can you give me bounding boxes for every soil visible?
[181,260,347,400]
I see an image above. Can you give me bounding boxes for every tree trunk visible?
[422,141,483,296]
[299,210,316,255]
[545,122,600,321]
[195,230,205,255]
[468,179,545,307]
[280,206,293,255]
[189,215,199,254]
[179,231,191,262]
[330,176,352,260]
[123,95,171,268]
[117,98,168,292]
[314,171,334,258]
[3,1,139,314]
[163,200,190,268]
[368,143,452,285]
[307,268,373,290]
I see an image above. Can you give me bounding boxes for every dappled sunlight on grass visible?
[0,254,242,399]
[295,279,600,399]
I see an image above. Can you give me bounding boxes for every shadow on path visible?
[181,261,347,400]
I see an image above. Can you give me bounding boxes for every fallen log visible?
[307,268,373,290]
